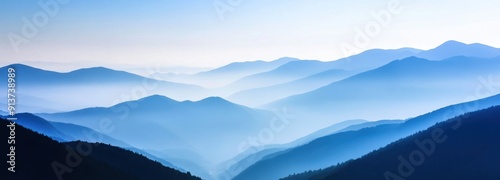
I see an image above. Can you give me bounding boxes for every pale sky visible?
[1,0,499,71]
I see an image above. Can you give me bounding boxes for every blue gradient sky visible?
[1,0,499,70]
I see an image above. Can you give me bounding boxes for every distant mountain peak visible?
[416,40,500,60]
[275,57,300,62]
[378,56,430,68]
[440,40,467,46]
[6,63,32,68]
[392,56,429,63]
[69,66,120,74]
[136,95,179,104]
[197,96,233,104]
[2,63,47,72]
[77,66,110,70]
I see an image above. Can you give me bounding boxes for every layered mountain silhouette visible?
[265,56,500,138]
[223,48,421,94]
[327,48,422,71]
[287,119,403,149]
[234,94,500,180]
[416,40,500,60]
[215,119,402,179]
[155,57,299,88]
[228,69,356,107]
[0,119,201,180]
[0,113,75,142]
[284,105,500,180]
[223,41,499,104]
[38,95,274,177]
[222,59,330,93]
[1,113,185,170]
[5,40,500,180]
[0,64,207,112]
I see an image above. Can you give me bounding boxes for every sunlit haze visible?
[1,0,500,71]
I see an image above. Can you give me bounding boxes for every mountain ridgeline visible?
[3,40,500,180]
[0,64,208,112]
[0,119,201,180]
[264,55,500,138]
[283,106,500,180]
[233,93,500,180]
[37,95,275,179]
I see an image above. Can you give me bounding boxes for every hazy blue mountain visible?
[286,106,500,180]
[0,64,208,112]
[214,119,366,179]
[2,113,184,171]
[6,113,128,146]
[223,48,421,94]
[228,69,356,107]
[0,94,60,113]
[1,113,74,142]
[216,146,287,179]
[224,41,495,102]
[154,57,299,88]
[0,119,201,180]
[216,119,404,179]
[335,119,404,133]
[223,60,332,92]
[38,95,273,167]
[265,56,500,137]
[416,40,500,60]
[282,119,368,148]
[146,149,213,179]
[234,94,500,180]
[0,64,200,86]
[49,121,131,147]
[327,48,422,70]
[52,124,187,173]
[279,119,403,153]
[196,57,299,83]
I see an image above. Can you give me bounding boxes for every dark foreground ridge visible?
[283,106,500,180]
[0,118,201,180]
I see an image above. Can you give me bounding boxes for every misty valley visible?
[2,40,500,179]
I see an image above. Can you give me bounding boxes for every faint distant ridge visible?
[0,63,209,112]
[416,40,500,60]
[197,57,299,76]
[153,57,300,88]
[134,94,180,106]
[115,95,251,112]
[265,55,500,122]
[0,64,201,86]
[330,48,423,71]
[38,94,273,167]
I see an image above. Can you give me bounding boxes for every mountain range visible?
[0,118,201,180]
[5,40,500,179]
[227,69,356,107]
[265,55,500,139]
[415,40,500,60]
[284,105,500,180]
[0,113,186,170]
[216,119,403,179]
[220,48,420,96]
[37,95,275,179]
[224,40,500,107]
[154,57,299,88]
[234,93,500,180]
[0,64,208,112]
